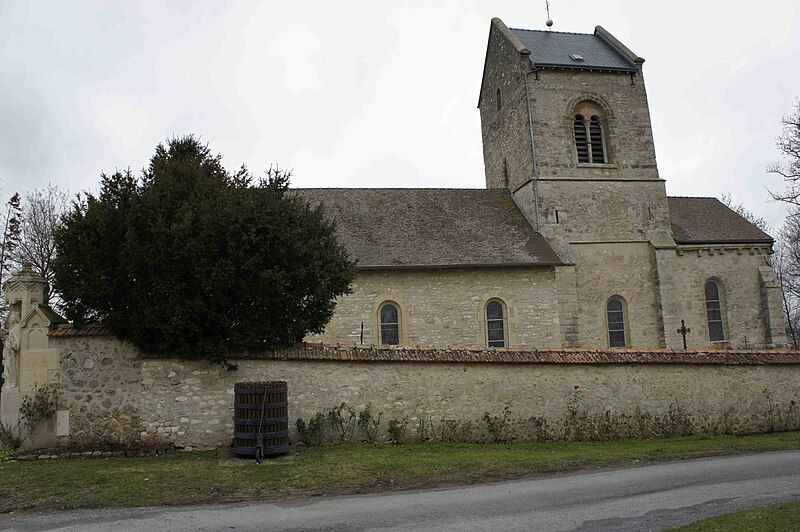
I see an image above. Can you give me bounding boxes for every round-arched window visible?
[379,302,400,345]
[606,296,628,347]
[573,101,608,164]
[705,280,725,342]
[486,299,507,348]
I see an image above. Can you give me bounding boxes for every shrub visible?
[357,404,382,443]
[0,420,22,453]
[327,403,357,444]
[20,383,56,447]
[387,417,409,444]
[53,136,356,365]
[483,405,513,443]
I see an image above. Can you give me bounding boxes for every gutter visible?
[675,240,774,246]
[356,260,566,271]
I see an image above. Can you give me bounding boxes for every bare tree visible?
[719,193,771,233]
[11,185,70,304]
[774,229,800,349]
[769,99,800,205]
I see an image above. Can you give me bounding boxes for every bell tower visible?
[477,18,673,244]
[478,18,676,349]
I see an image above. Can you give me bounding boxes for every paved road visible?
[4,451,800,531]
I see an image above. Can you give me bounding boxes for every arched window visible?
[573,102,608,164]
[486,299,507,348]
[705,280,725,342]
[589,115,606,163]
[496,88,502,111]
[606,296,628,347]
[573,114,590,163]
[378,302,401,346]
[502,158,509,187]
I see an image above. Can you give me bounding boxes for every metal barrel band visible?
[234,429,290,439]
[233,401,288,409]
[234,385,288,394]
[232,416,289,426]
[232,442,292,456]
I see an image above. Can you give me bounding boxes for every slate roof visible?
[293,188,562,268]
[667,197,773,244]
[509,28,638,72]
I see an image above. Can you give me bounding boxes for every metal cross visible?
[677,319,691,350]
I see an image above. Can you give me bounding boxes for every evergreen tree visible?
[0,193,22,288]
[53,136,355,364]
[0,192,22,386]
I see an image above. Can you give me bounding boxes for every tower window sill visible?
[576,162,617,169]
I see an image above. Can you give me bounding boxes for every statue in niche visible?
[1,311,21,388]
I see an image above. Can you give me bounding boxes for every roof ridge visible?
[667,195,719,200]
[509,27,594,37]
[292,187,499,192]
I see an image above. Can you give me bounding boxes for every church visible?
[299,18,786,351]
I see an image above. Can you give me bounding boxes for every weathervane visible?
[545,0,554,29]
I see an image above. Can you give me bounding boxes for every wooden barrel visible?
[233,381,291,458]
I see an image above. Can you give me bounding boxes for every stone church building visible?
[300,18,786,351]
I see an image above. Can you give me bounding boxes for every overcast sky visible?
[1,1,798,230]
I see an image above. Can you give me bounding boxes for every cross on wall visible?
[677,320,691,350]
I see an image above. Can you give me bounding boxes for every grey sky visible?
[1,1,798,230]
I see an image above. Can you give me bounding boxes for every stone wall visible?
[304,267,561,349]
[665,245,777,348]
[479,18,534,192]
[529,68,659,182]
[571,242,664,349]
[50,337,800,450]
[54,336,142,443]
[535,179,672,242]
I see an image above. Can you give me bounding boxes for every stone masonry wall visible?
[51,337,800,450]
[304,267,561,349]
[526,68,670,242]
[536,179,672,242]
[666,245,778,349]
[479,19,534,192]
[571,242,664,349]
[54,336,143,443]
[530,68,659,181]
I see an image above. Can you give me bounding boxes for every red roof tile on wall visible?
[49,328,799,365]
[49,323,114,337]
[244,343,800,365]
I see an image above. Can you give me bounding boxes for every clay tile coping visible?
[49,323,114,337]
[49,329,800,365]
[238,343,800,366]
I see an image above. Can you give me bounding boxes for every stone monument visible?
[0,263,66,445]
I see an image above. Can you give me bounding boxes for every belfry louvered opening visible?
[589,115,606,163]
[573,103,609,164]
[573,115,590,163]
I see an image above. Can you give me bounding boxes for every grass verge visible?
[674,499,800,530]
[1,431,800,514]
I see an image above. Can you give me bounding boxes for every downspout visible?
[523,68,541,231]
